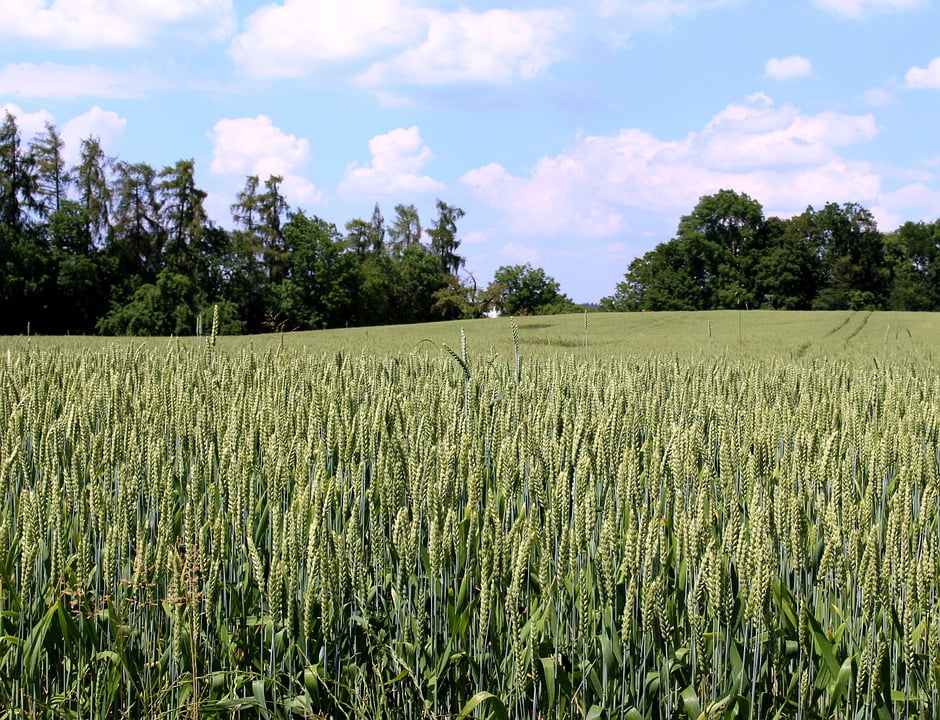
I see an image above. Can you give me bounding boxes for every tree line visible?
[601,189,940,312]
[5,110,937,336]
[0,112,577,335]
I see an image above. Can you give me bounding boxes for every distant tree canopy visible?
[601,189,939,312]
[0,111,496,335]
[3,112,938,336]
[488,263,578,316]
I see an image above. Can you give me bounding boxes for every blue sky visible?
[2,0,939,303]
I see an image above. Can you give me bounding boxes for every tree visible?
[46,201,108,333]
[98,267,202,336]
[602,237,710,311]
[345,218,371,258]
[673,189,766,309]
[0,111,39,231]
[270,211,359,329]
[258,175,290,282]
[884,220,940,311]
[30,122,69,217]
[157,159,208,278]
[355,253,396,325]
[74,136,112,246]
[427,200,465,276]
[388,203,421,255]
[749,216,818,309]
[227,175,268,331]
[369,203,385,255]
[395,244,450,323]
[345,203,386,258]
[802,203,887,310]
[109,161,164,282]
[489,264,576,315]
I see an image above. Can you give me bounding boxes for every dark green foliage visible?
[603,189,933,312]
[4,114,938,336]
[489,263,577,315]
[0,114,481,335]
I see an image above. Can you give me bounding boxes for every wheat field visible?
[0,312,938,718]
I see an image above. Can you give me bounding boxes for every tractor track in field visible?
[843,310,872,345]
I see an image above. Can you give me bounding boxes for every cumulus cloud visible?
[358,8,566,87]
[208,115,322,207]
[1,103,126,165]
[0,0,234,48]
[0,103,56,139]
[765,56,813,81]
[339,126,444,196]
[61,106,127,164]
[0,63,145,99]
[461,94,883,239]
[905,57,940,88]
[229,0,424,78]
[811,0,925,18]
[231,1,566,87]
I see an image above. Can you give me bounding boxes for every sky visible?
[2,0,940,303]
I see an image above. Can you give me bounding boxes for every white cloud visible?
[461,94,883,239]
[0,103,56,139]
[231,1,565,86]
[208,115,322,207]
[599,0,741,21]
[229,0,424,78]
[359,8,566,87]
[1,103,126,165]
[339,126,444,196]
[765,56,813,81]
[0,0,234,48]
[61,106,127,165]
[0,63,145,99]
[500,242,542,264]
[905,57,940,89]
[811,0,925,18]
[860,87,895,105]
[878,183,940,215]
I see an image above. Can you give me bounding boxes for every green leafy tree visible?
[157,159,207,279]
[802,202,887,310]
[749,216,818,309]
[387,203,421,255]
[489,263,576,315]
[395,244,450,323]
[258,175,290,282]
[108,161,164,283]
[602,239,705,311]
[98,267,202,336]
[674,189,766,309]
[270,211,359,329]
[74,136,112,246]
[0,111,39,231]
[47,201,107,332]
[355,253,396,325]
[428,200,465,276]
[884,220,940,310]
[30,122,69,217]
[345,203,386,259]
[226,175,268,329]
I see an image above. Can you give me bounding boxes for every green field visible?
[1,311,938,718]
[15,309,940,362]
